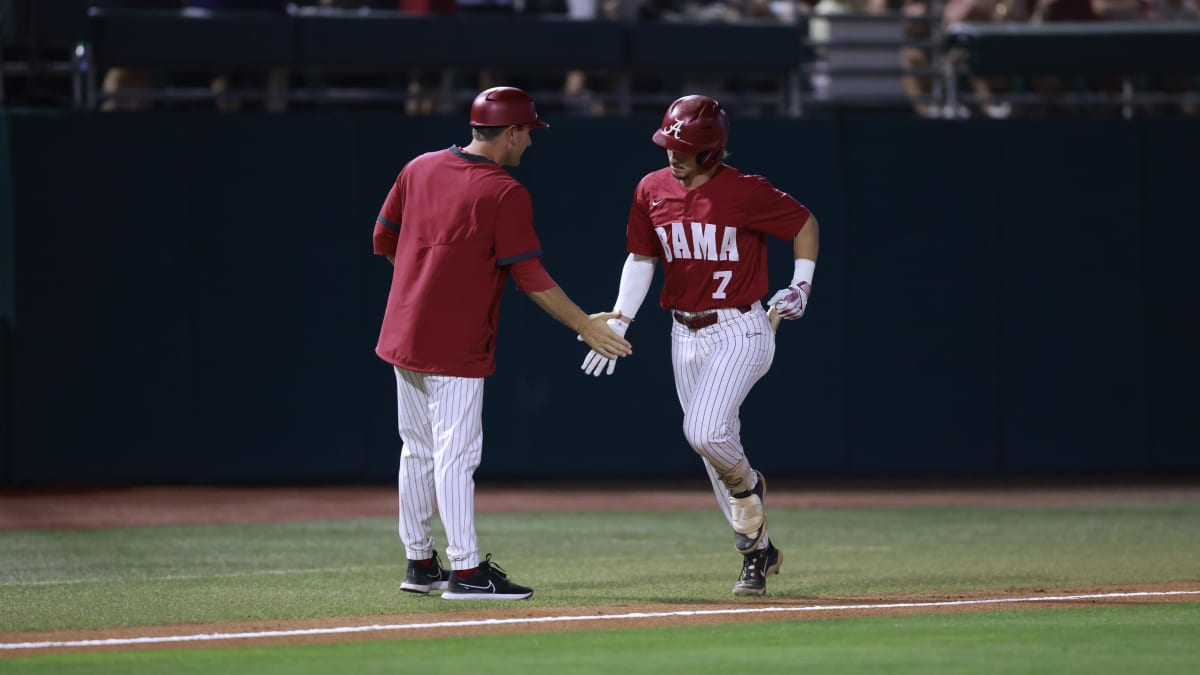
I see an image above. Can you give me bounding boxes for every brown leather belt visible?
[673,305,753,330]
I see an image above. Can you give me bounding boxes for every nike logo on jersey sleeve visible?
[651,198,665,207]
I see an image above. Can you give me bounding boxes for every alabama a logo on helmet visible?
[663,119,684,139]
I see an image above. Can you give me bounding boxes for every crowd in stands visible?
[907,0,1199,117]
[81,0,1200,116]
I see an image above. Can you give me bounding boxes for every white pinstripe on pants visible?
[393,366,484,570]
[671,303,775,533]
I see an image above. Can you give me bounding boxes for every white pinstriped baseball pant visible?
[671,303,775,540]
[393,366,484,570]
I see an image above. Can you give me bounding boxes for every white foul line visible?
[3,590,1198,652]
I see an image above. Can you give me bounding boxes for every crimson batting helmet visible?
[652,95,729,171]
[470,86,549,128]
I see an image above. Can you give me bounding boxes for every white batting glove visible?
[767,281,813,319]
[580,318,629,377]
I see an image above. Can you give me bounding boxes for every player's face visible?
[666,148,701,182]
[505,125,532,166]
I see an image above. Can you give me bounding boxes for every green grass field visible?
[4,605,1199,675]
[2,501,1199,673]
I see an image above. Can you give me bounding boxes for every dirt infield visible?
[4,475,1199,530]
[2,476,1198,657]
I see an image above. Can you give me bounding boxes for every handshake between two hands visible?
[578,316,630,377]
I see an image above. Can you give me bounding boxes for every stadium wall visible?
[2,112,1197,483]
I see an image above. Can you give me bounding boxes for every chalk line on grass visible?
[3,590,1198,651]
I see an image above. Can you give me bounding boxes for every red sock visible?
[455,567,478,579]
[410,558,433,568]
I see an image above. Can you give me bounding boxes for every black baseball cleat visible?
[442,554,534,601]
[401,551,451,594]
[732,470,767,554]
[733,542,783,597]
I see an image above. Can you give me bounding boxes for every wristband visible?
[791,259,816,287]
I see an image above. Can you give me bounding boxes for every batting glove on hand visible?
[767,281,813,319]
[580,318,629,377]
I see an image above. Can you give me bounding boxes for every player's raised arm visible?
[579,253,657,377]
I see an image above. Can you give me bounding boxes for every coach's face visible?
[666,148,700,183]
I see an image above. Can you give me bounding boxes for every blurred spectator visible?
[681,0,744,20]
[311,0,453,115]
[890,0,938,117]
[398,0,456,12]
[1031,0,1096,20]
[1148,0,1197,18]
[1031,0,1152,117]
[563,69,604,115]
[939,0,1031,118]
[92,1,181,112]
[599,0,682,21]
[675,0,791,20]
[192,1,290,112]
[741,0,786,19]
[670,0,789,111]
[1032,0,1153,21]
[770,0,812,21]
[1088,0,1149,19]
[94,0,290,112]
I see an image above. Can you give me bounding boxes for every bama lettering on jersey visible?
[655,221,740,263]
[626,165,810,312]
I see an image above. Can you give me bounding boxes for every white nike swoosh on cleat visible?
[456,581,495,592]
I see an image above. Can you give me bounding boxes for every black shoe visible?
[401,551,451,594]
[732,470,767,554]
[442,554,534,601]
[733,542,783,597]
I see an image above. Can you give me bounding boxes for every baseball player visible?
[579,95,818,596]
[374,86,632,600]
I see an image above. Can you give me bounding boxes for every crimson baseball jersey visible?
[626,164,811,312]
[373,146,547,377]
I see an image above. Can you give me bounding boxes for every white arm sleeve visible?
[613,254,656,320]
